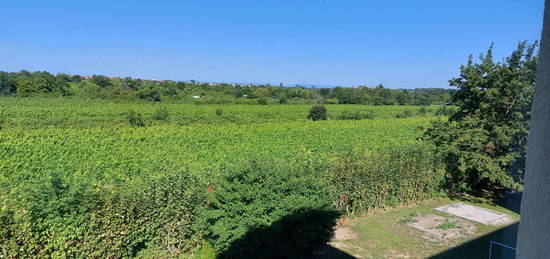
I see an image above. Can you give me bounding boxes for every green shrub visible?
[0,171,206,258]
[417,106,431,116]
[194,241,216,259]
[434,105,457,116]
[323,98,339,104]
[307,105,328,121]
[395,109,414,118]
[137,89,161,102]
[127,110,146,127]
[82,172,206,257]
[326,145,443,213]
[278,95,288,104]
[152,106,169,120]
[201,157,339,258]
[257,97,268,105]
[336,110,374,120]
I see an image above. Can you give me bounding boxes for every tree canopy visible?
[423,41,538,192]
[0,70,454,105]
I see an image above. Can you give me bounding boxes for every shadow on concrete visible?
[447,191,522,214]
[218,208,357,259]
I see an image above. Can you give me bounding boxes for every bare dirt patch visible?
[333,226,357,241]
[407,214,476,241]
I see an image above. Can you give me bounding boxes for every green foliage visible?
[215,107,223,116]
[127,110,146,127]
[0,98,445,257]
[434,105,457,116]
[326,145,444,213]
[0,70,455,105]
[89,75,112,88]
[257,97,268,105]
[200,157,339,257]
[336,110,375,120]
[395,109,414,118]
[0,170,206,258]
[138,88,161,102]
[436,220,459,230]
[152,106,170,120]
[308,105,328,121]
[323,98,339,104]
[194,241,216,259]
[423,41,538,192]
[397,212,419,224]
[0,112,5,130]
[417,106,431,116]
[278,95,288,104]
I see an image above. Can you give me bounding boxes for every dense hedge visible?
[0,171,206,258]
[0,146,442,258]
[201,157,338,258]
[326,145,444,214]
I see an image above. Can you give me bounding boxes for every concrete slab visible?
[435,202,511,226]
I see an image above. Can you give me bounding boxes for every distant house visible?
[192,96,202,99]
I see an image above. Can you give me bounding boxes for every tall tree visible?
[423,41,538,192]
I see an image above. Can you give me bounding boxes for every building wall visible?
[517,0,550,257]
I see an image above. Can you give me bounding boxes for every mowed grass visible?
[330,198,520,259]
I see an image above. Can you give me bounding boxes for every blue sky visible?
[1,0,544,88]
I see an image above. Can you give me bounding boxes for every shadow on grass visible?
[428,222,518,259]
[430,191,521,259]
[218,208,357,259]
[447,191,522,214]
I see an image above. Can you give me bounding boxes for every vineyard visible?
[0,97,445,258]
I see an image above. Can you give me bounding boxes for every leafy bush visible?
[152,106,169,120]
[434,105,457,116]
[137,89,161,102]
[395,109,414,118]
[82,172,206,257]
[417,106,431,116]
[278,95,288,104]
[323,98,339,104]
[307,105,328,121]
[257,97,268,105]
[127,110,146,127]
[0,171,206,258]
[336,110,374,120]
[201,157,339,258]
[326,145,444,213]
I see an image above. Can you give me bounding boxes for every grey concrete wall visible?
[517,0,550,258]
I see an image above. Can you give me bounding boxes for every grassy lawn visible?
[328,198,520,259]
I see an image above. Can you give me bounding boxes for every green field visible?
[0,97,444,258]
[0,97,434,129]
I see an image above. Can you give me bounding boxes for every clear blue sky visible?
[1,0,544,88]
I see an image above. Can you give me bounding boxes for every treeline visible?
[0,70,455,105]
